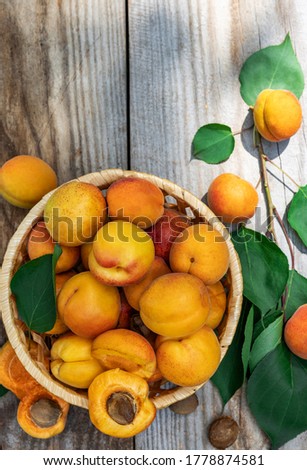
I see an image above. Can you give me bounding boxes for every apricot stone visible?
[106,177,164,229]
[140,272,210,338]
[169,223,229,285]
[284,304,307,359]
[44,181,107,246]
[254,89,302,142]
[0,155,57,209]
[207,173,258,224]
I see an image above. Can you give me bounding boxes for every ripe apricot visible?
[284,304,307,359]
[253,89,302,142]
[106,177,164,229]
[146,208,192,261]
[156,325,221,387]
[80,242,93,270]
[0,155,57,209]
[92,329,157,380]
[124,256,171,310]
[57,271,120,338]
[206,281,227,329]
[27,222,80,273]
[140,272,210,338]
[45,271,75,335]
[51,333,104,388]
[44,181,107,246]
[169,223,229,285]
[207,173,258,224]
[89,220,155,286]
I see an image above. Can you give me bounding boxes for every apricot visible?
[146,208,192,261]
[92,329,156,380]
[0,155,57,209]
[80,242,93,270]
[51,333,104,388]
[169,223,229,285]
[207,173,258,224]
[156,325,221,387]
[89,220,155,286]
[117,290,134,328]
[106,177,164,229]
[57,271,120,338]
[284,304,307,359]
[27,221,80,273]
[253,89,302,142]
[88,369,156,438]
[45,270,75,335]
[205,281,227,329]
[124,256,171,310]
[140,272,210,337]
[0,341,69,439]
[44,181,107,246]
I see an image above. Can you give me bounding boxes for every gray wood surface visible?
[1,0,307,450]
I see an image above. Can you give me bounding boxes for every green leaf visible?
[249,313,284,373]
[0,384,9,397]
[252,309,283,341]
[287,185,307,247]
[247,342,307,449]
[242,306,254,377]
[192,124,235,164]
[232,227,289,312]
[10,245,62,333]
[211,298,251,405]
[284,270,307,320]
[240,34,304,106]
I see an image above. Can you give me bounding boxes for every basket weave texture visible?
[0,169,243,410]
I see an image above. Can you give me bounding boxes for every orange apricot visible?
[253,89,302,142]
[0,155,57,209]
[207,173,258,224]
[27,221,80,273]
[106,177,164,229]
[169,223,229,285]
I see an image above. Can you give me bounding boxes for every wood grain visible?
[1,0,307,451]
[0,0,129,450]
[129,0,307,449]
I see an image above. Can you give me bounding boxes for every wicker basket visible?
[0,169,243,410]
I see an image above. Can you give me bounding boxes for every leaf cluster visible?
[192,35,307,448]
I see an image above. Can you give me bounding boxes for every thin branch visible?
[232,124,254,136]
[273,207,295,270]
[262,155,300,189]
[254,130,278,242]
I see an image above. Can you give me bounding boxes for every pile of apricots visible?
[22,175,237,438]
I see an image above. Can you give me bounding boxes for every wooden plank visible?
[0,0,130,450]
[129,0,307,449]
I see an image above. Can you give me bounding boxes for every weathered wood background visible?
[1,0,307,450]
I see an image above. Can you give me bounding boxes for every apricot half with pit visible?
[88,369,156,438]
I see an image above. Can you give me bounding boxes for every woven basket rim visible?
[0,169,243,410]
